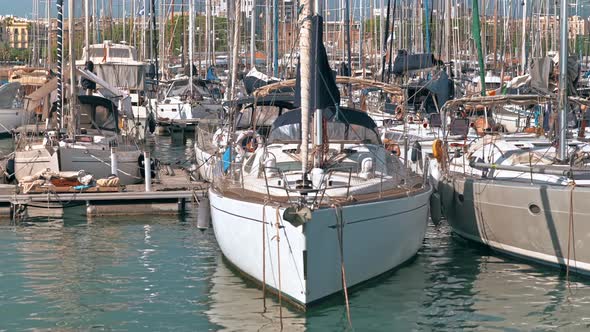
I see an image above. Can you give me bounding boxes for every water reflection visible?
[2,131,590,331]
[0,217,220,331]
[206,256,306,331]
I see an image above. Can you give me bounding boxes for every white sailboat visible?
[209,10,431,308]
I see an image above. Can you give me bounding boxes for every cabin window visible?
[109,49,131,59]
[89,48,106,58]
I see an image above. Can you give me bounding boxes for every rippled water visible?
[2,136,590,331]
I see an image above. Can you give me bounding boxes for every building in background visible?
[0,16,30,49]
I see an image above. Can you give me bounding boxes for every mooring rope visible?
[274,206,283,330]
[261,201,269,312]
[333,203,353,329]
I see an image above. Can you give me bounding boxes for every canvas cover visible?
[426,71,454,110]
[243,67,281,95]
[392,50,442,75]
[530,57,552,93]
[94,63,145,90]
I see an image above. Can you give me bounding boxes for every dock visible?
[0,167,209,220]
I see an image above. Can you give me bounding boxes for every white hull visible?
[59,146,142,185]
[15,145,142,185]
[0,108,24,135]
[14,147,60,180]
[209,186,432,306]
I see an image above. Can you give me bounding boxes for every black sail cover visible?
[426,71,454,109]
[392,50,442,76]
[294,15,340,109]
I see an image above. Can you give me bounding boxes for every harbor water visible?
[1,136,590,331]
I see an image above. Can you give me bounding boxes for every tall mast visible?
[132,0,136,46]
[68,0,76,136]
[205,0,210,66]
[32,0,37,66]
[379,0,391,55]
[122,0,126,41]
[57,0,64,130]
[229,0,241,100]
[493,0,498,70]
[141,0,146,59]
[151,0,159,83]
[212,1,216,66]
[250,1,256,68]
[444,0,451,74]
[273,0,279,76]
[93,0,98,44]
[381,0,391,81]
[424,0,430,54]
[265,0,271,75]
[46,0,52,68]
[472,0,486,96]
[520,0,527,75]
[557,0,568,161]
[85,0,90,63]
[189,0,194,94]
[358,0,364,70]
[344,0,351,75]
[181,0,185,68]
[299,0,313,177]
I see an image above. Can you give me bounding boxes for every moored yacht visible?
[209,13,432,308]
[439,94,590,274]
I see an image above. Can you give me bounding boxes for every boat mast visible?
[344,0,351,75]
[229,0,241,100]
[189,0,194,95]
[57,0,64,130]
[212,2,216,66]
[380,0,390,81]
[492,0,498,70]
[205,0,210,67]
[181,0,185,68]
[557,0,568,161]
[424,0,430,54]
[472,0,486,96]
[46,0,52,68]
[68,0,76,136]
[85,0,90,63]
[151,0,159,83]
[132,0,136,46]
[444,0,451,75]
[382,0,391,55]
[273,0,279,76]
[300,0,313,176]
[264,0,270,74]
[94,0,99,44]
[250,1,256,68]
[122,0,126,41]
[520,0,527,75]
[359,0,364,72]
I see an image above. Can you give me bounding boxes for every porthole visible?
[528,203,541,215]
